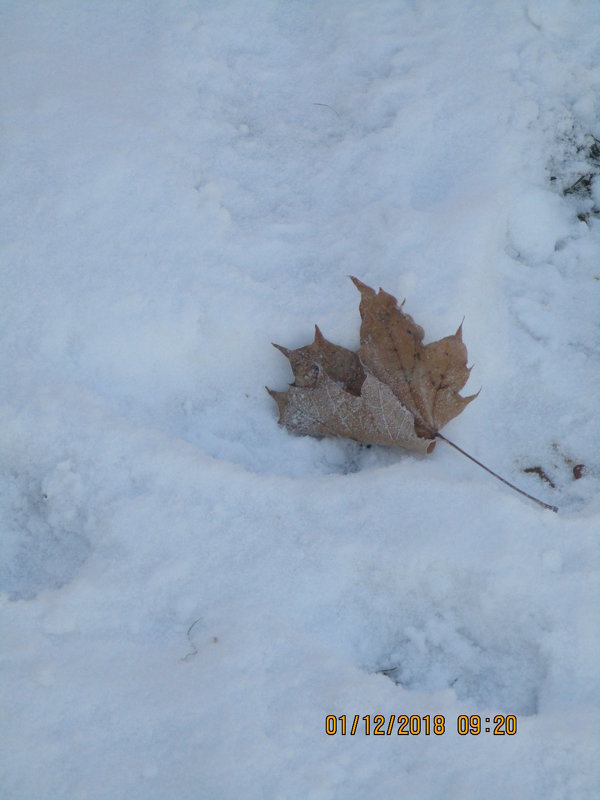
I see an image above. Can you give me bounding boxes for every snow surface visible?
[1,1,599,798]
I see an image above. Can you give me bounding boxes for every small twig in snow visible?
[181,617,203,662]
[313,102,341,118]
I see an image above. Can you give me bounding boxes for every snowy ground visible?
[1,1,599,798]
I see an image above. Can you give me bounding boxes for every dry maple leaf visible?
[351,277,479,440]
[268,277,558,513]
[268,278,476,451]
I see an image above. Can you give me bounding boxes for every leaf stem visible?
[436,433,558,513]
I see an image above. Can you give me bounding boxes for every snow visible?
[507,187,572,264]
[1,1,599,798]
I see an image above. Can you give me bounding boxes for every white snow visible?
[1,1,599,798]
[507,187,572,264]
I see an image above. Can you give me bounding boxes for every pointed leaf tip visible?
[272,342,290,357]
[266,387,288,421]
[350,275,374,296]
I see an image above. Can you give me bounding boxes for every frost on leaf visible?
[268,278,478,454]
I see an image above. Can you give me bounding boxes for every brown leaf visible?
[268,278,477,451]
[269,369,433,452]
[351,277,478,438]
[272,325,365,395]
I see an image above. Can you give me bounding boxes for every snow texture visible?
[1,1,599,798]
